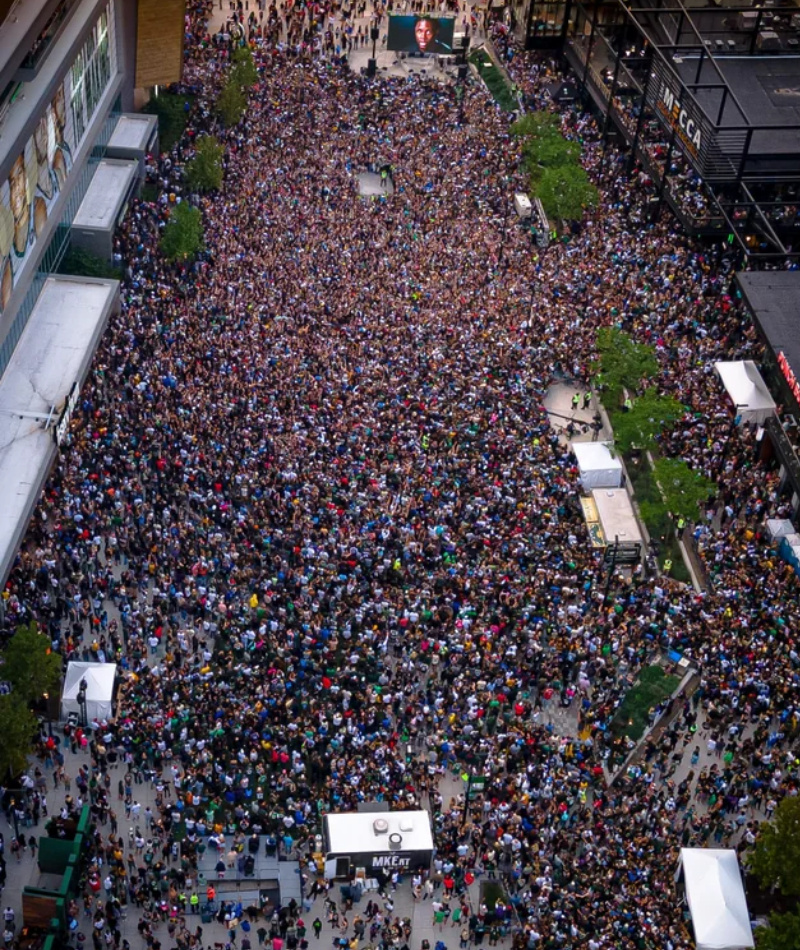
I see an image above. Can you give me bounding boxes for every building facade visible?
[517,0,800,262]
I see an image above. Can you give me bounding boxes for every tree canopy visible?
[511,112,598,221]
[652,457,717,522]
[0,693,39,780]
[537,164,599,223]
[594,328,659,406]
[511,113,581,187]
[231,45,259,89]
[3,621,61,704]
[755,909,800,950]
[160,202,204,263]
[749,795,800,898]
[612,388,686,453]
[216,79,247,127]
[185,135,224,193]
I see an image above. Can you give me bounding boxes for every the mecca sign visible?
[647,61,710,167]
[655,81,702,158]
[53,380,79,446]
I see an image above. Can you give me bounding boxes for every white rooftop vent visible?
[388,833,403,850]
[373,818,389,835]
[399,817,415,832]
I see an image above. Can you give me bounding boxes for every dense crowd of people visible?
[3,1,800,949]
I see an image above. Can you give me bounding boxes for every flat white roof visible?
[107,113,157,151]
[572,441,622,471]
[0,276,117,583]
[325,810,433,855]
[591,488,644,547]
[72,160,137,231]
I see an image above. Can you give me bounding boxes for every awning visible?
[714,360,776,424]
[679,849,753,950]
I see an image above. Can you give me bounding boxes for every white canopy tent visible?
[678,849,753,950]
[572,442,623,491]
[714,361,776,424]
[61,661,117,723]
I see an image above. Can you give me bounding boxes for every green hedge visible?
[469,49,517,112]
[611,664,680,740]
[57,245,122,280]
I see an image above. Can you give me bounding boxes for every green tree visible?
[536,163,599,223]
[185,135,225,193]
[750,796,800,898]
[160,202,204,263]
[216,79,247,127]
[652,457,717,522]
[142,91,194,152]
[594,328,659,406]
[3,621,61,704]
[511,113,580,188]
[612,389,686,453]
[755,909,800,950]
[0,693,39,779]
[231,45,259,88]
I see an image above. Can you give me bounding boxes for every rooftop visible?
[72,159,137,231]
[107,113,157,152]
[675,56,800,161]
[737,270,800,368]
[0,275,117,584]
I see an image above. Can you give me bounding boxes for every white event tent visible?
[678,849,754,950]
[60,661,117,723]
[714,361,776,424]
[572,442,623,491]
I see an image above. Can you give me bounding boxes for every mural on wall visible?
[0,85,74,316]
[0,3,113,317]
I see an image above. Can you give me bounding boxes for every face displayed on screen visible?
[387,15,454,53]
[414,18,437,52]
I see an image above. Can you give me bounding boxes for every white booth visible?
[61,661,117,723]
[677,849,753,950]
[714,361,776,424]
[514,193,532,219]
[572,441,623,491]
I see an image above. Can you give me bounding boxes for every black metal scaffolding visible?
[546,0,800,259]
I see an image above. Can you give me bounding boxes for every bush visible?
[160,202,204,263]
[57,244,122,280]
[611,665,680,740]
[468,50,517,112]
[143,91,194,152]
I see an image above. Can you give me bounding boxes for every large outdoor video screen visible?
[387,15,456,54]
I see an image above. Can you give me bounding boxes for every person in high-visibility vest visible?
[190,893,199,914]
[676,517,686,538]
[663,559,672,574]
[571,393,580,411]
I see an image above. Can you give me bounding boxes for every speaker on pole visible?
[370,26,380,40]
[367,58,377,77]
[457,63,468,81]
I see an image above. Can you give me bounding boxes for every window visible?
[68,3,114,149]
